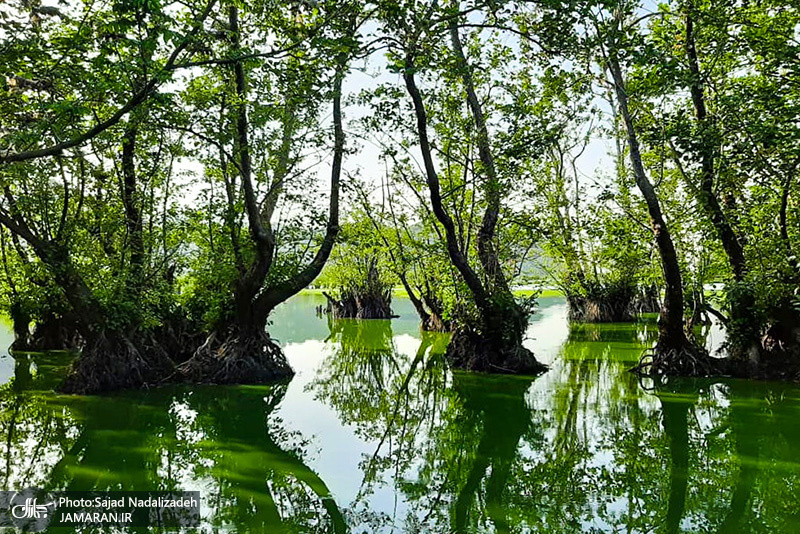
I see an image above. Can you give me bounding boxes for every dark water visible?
[1,295,799,533]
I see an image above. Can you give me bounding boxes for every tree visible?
[529,71,661,322]
[0,0,218,393]
[585,0,712,375]
[176,0,363,383]
[645,0,800,369]
[374,0,547,374]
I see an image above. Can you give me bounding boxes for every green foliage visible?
[316,212,396,292]
[0,0,797,363]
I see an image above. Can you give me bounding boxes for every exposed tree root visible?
[567,295,633,323]
[631,341,719,377]
[567,284,661,323]
[323,259,395,319]
[176,328,293,385]
[58,331,174,394]
[445,329,547,375]
[632,319,800,381]
[154,311,205,364]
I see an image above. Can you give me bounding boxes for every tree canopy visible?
[0,0,798,391]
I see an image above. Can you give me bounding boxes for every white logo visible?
[7,489,58,531]
[10,498,54,520]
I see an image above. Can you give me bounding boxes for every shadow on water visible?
[1,297,800,532]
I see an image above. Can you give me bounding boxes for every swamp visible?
[0,0,799,531]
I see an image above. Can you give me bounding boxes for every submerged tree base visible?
[177,328,294,385]
[323,291,395,319]
[445,329,547,375]
[58,332,175,394]
[11,315,83,353]
[632,341,717,377]
[567,295,633,323]
[57,320,294,394]
[566,284,661,324]
[632,336,800,382]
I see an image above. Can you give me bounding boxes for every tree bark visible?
[215,4,348,337]
[121,124,144,297]
[229,4,274,331]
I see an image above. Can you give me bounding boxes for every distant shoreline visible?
[299,287,565,298]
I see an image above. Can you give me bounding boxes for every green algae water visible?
[1,296,800,533]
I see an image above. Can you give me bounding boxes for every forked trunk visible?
[402,32,544,374]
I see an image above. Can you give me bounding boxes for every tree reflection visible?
[448,374,536,534]
[656,382,697,534]
[2,309,800,533]
[312,317,540,533]
[180,383,347,533]
[0,354,78,491]
[0,363,346,533]
[313,318,452,524]
[310,315,800,533]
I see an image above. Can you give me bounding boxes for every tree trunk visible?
[685,8,761,364]
[8,300,31,351]
[252,53,346,318]
[121,124,145,298]
[449,20,509,295]
[607,55,688,351]
[178,8,350,384]
[685,9,747,281]
[402,61,488,309]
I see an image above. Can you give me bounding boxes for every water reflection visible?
[0,371,347,532]
[307,310,800,533]
[0,298,799,533]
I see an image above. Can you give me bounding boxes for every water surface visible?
[1,295,799,533]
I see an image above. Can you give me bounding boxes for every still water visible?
[1,295,799,533]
